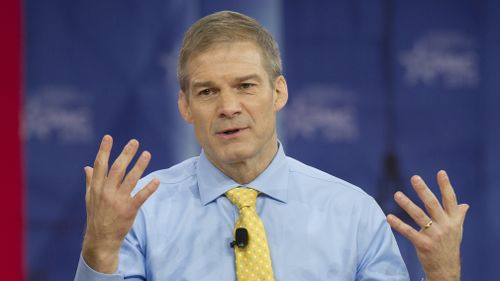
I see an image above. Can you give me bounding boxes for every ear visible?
[178,90,193,123]
[273,75,288,112]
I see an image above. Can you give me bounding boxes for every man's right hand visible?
[82,135,160,273]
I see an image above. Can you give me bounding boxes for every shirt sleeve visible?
[355,199,410,281]
[73,254,124,281]
[74,209,148,281]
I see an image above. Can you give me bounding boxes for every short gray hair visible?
[177,11,282,92]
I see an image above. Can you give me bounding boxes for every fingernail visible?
[386,214,396,223]
[439,170,448,178]
[129,139,138,146]
[394,191,403,200]
[411,175,421,184]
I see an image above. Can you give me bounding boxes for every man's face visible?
[178,41,288,169]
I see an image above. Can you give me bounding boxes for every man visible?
[74,11,469,281]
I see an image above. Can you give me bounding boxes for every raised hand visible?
[82,135,160,273]
[387,170,469,281]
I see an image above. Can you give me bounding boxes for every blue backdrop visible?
[25,0,499,280]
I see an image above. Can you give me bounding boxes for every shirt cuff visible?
[74,254,123,281]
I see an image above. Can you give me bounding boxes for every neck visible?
[209,140,279,185]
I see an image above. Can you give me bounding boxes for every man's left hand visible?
[387,170,469,281]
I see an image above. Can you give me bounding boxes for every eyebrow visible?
[234,74,263,83]
[191,74,263,90]
[191,80,215,89]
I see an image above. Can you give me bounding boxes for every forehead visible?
[186,41,269,85]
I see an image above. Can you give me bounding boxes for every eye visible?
[239,83,255,90]
[198,88,215,96]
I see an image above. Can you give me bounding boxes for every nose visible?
[217,89,241,119]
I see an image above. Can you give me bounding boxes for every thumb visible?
[458,203,470,220]
[84,166,94,192]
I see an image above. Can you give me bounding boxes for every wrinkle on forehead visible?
[186,41,268,87]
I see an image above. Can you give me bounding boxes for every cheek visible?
[190,106,210,125]
[193,119,209,135]
[191,122,211,149]
[262,96,277,117]
[191,110,206,131]
[252,103,276,130]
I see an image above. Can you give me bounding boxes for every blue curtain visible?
[25,0,499,280]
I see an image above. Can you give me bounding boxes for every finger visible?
[131,179,160,209]
[411,175,446,222]
[120,151,152,195]
[394,191,432,228]
[458,203,470,222]
[92,135,113,190]
[107,139,139,189]
[437,170,458,214]
[387,214,421,243]
[84,166,94,192]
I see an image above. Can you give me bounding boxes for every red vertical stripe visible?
[0,0,25,279]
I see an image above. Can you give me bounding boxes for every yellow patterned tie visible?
[226,188,275,281]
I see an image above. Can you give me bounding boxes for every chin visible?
[215,146,255,164]
[221,150,253,163]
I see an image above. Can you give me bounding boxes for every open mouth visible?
[223,128,241,135]
[217,127,247,137]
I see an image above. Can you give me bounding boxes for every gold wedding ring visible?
[423,220,433,230]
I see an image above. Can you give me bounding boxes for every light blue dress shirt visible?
[75,144,409,280]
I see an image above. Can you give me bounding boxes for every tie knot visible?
[226,187,258,209]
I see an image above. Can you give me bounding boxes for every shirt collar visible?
[197,142,289,205]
